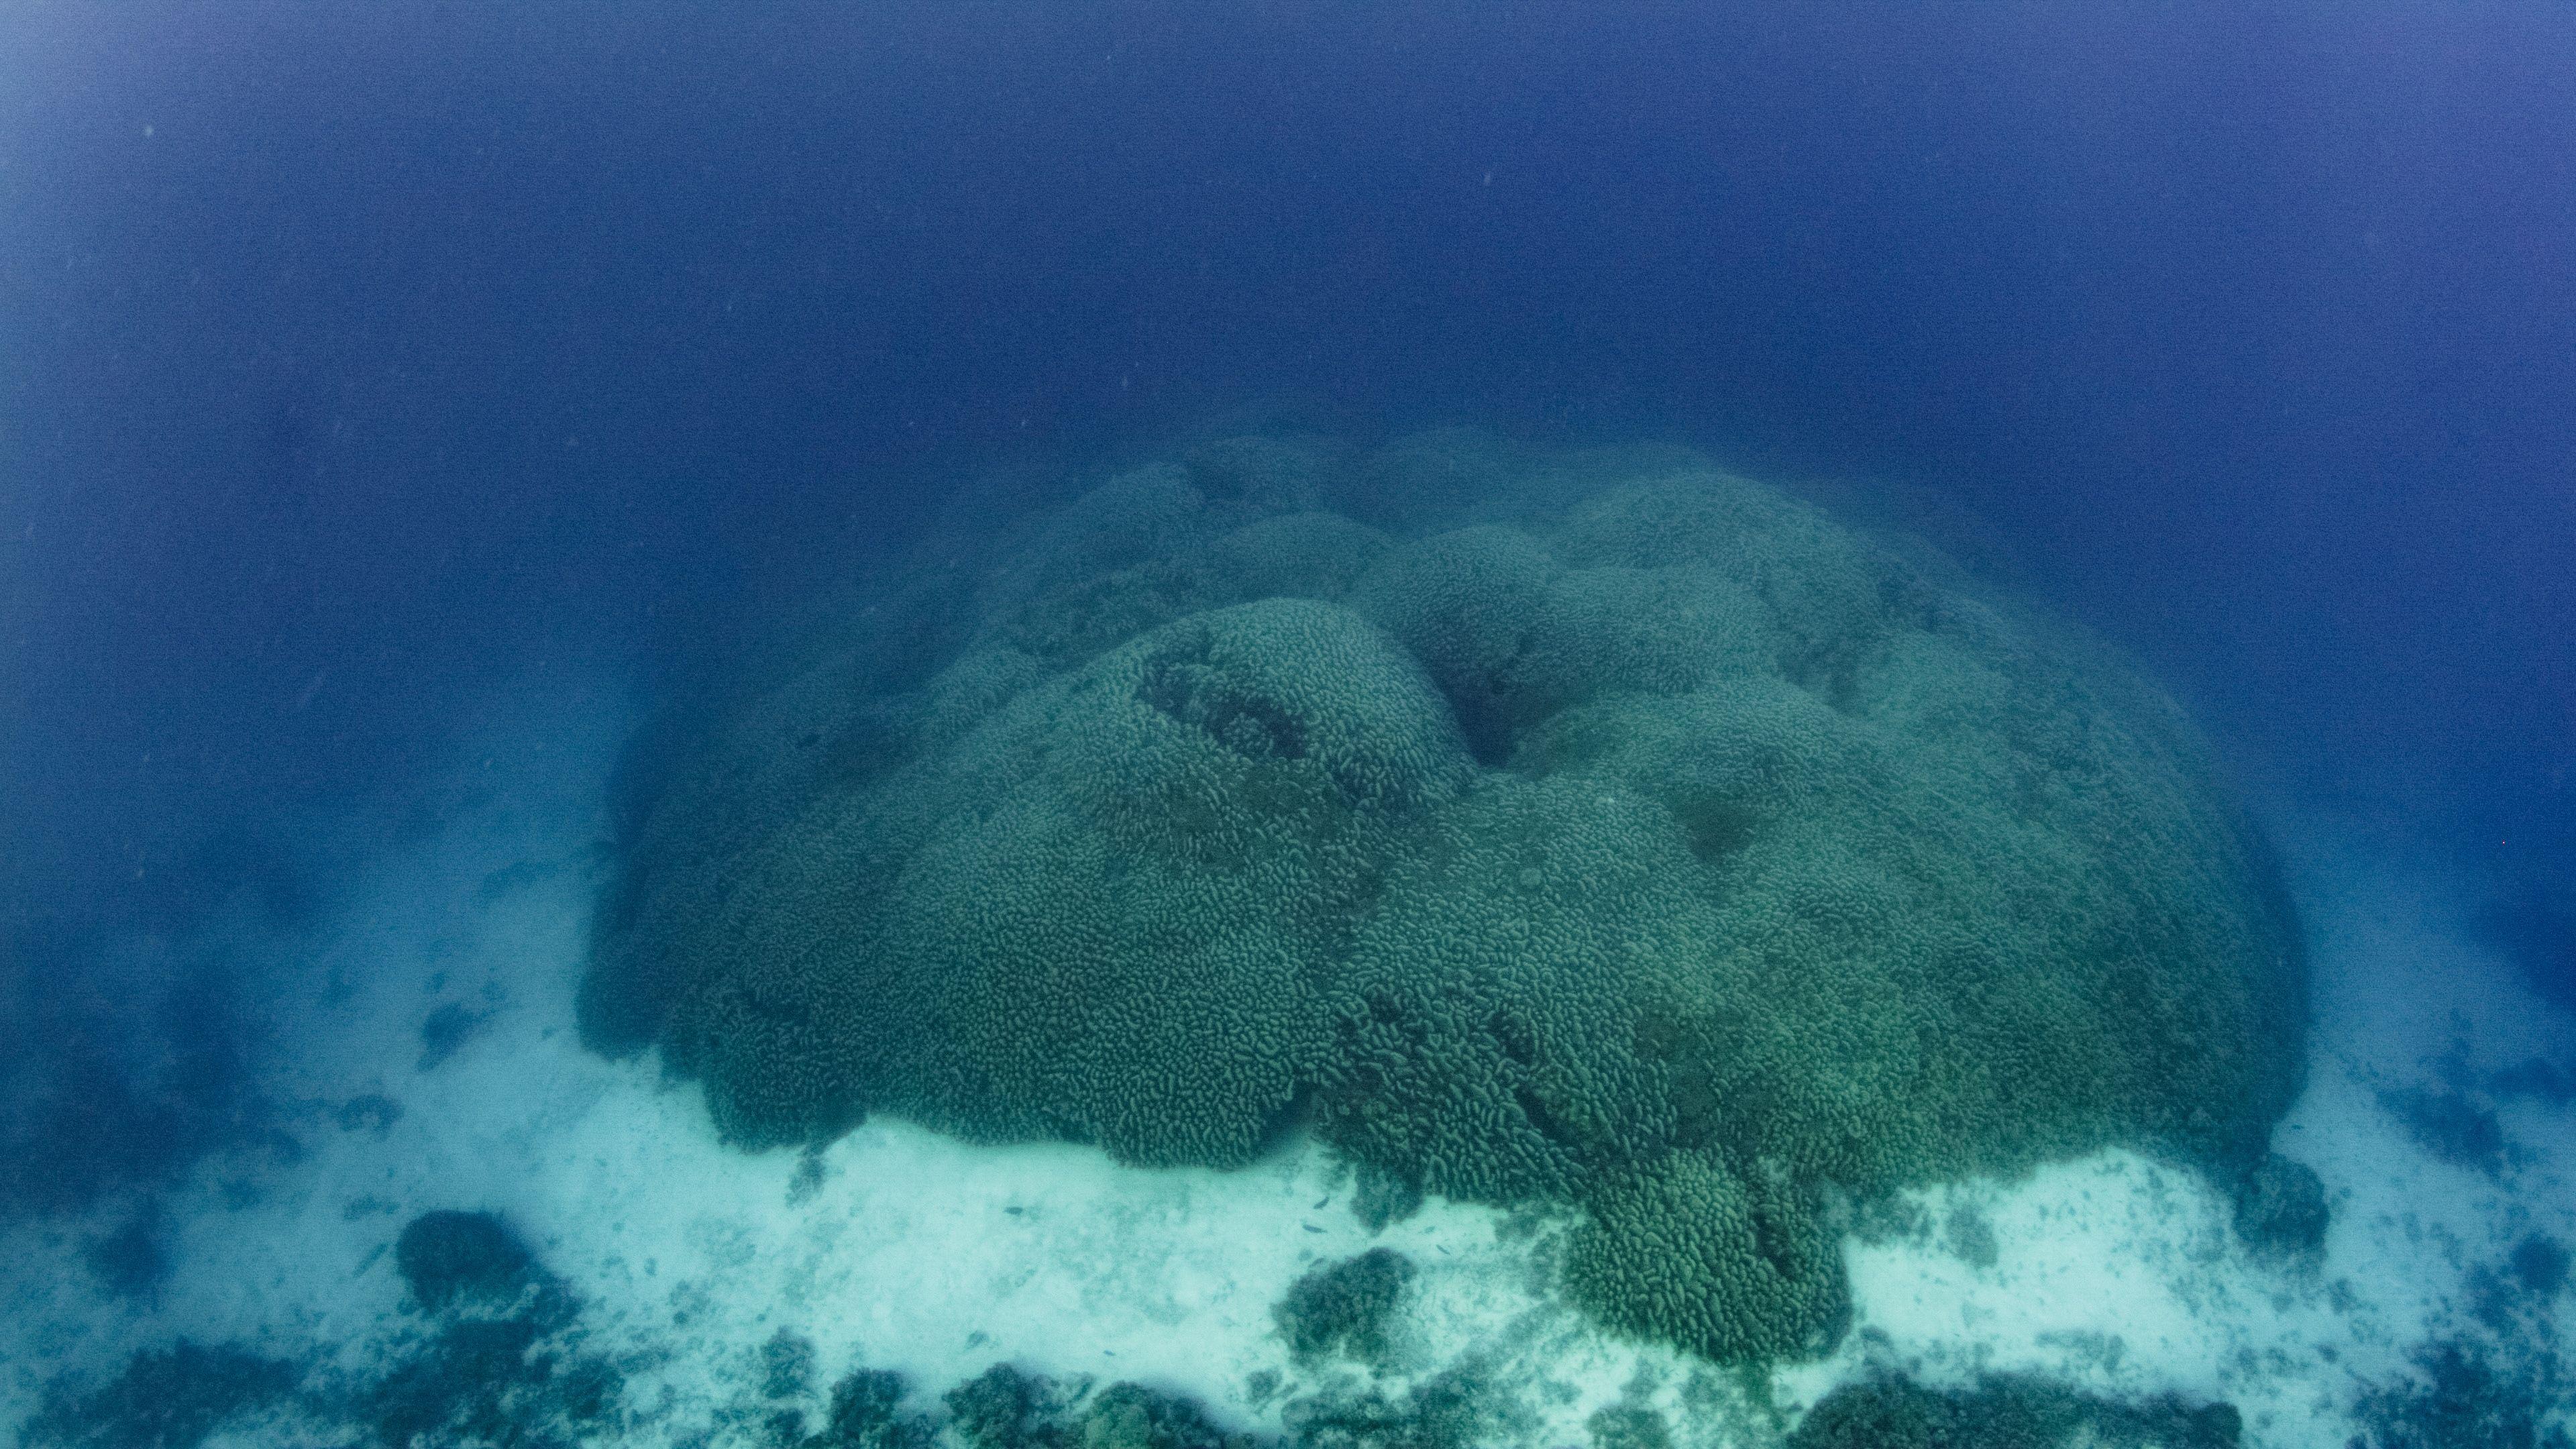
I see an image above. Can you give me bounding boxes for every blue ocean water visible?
[1,3,2570,1446]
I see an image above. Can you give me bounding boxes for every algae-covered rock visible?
[1790,1374,2242,1448]
[2231,1152,2330,1260]
[1276,1248,1416,1368]
[815,1368,936,1449]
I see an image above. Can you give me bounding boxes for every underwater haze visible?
[2,3,2571,1447]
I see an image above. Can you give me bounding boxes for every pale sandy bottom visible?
[3,677,2569,1446]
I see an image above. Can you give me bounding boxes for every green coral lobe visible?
[585,433,2307,1365]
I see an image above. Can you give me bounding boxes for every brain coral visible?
[584,431,2306,1364]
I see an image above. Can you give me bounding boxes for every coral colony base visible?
[1,435,2569,1449]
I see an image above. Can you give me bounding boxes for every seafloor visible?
[3,543,2570,1449]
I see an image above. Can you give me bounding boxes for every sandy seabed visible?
[3,674,2568,1447]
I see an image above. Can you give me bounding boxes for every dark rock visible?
[25,1340,296,1449]
[417,1002,489,1071]
[394,1209,535,1313]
